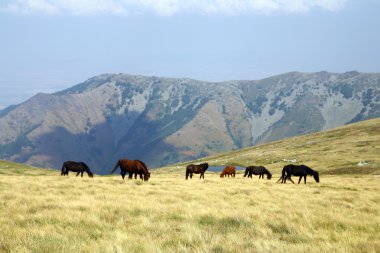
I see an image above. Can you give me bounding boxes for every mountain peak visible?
[0,71,379,173]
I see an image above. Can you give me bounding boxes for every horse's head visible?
[267,173,272,180]
[88,171,94,178]
[220,172,224,178]
[143,172,151,181]
[313,171,320,183]
[203,163,209,171]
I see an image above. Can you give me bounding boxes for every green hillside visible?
[160,117,380,175]
[0,160,56,176]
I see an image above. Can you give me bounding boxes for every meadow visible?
[0,164,379,253]
[1,118,379,252]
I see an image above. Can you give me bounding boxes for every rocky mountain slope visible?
[0,71,379,173]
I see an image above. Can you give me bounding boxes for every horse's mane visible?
[80,162,93,175]
[137,160,149,173]
[304,165,316,175]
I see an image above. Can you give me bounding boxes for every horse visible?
[244,166,272,180]
[220,165,236,178]
[61,161,94,178]
[186,163,208,179]
[277,164,319,184]
[110,159,150,181]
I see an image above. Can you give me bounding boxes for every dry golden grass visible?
[0,167,379,253]
[1,118,379,252]
[162,117,380,175]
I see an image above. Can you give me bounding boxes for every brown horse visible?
[61,161,93,178]
[186,163,208,179]
[110,159,150,181]
[220,165,236,178]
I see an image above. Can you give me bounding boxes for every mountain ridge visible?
[0,71,379,173]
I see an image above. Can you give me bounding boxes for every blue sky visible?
[0,0,379,108]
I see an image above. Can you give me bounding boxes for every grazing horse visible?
[110,159,150,181]
[61,161,94,178]
[277,164,319,184]
[244,166,272,180]
[220,165,236,178]
[186,163,208,179]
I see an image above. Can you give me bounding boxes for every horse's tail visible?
[110,160,121,174]
[61,163,66,175]
[243,168,248,177]
[277,167,286,183]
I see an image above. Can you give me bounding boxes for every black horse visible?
[277,164,319,184]
[61,161,94,178]
[244,166,272,180]
[110,159,150,181]
[186,163,209,179]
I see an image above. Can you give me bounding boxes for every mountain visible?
[0,71,379,173]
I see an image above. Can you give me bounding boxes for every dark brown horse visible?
[277,164,319,184]
[61,161,94,178]
[111,159,150,181]
[220,165,236,178]
[244,166,272,180]
[186,163,208,179]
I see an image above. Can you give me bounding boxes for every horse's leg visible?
[81,171,84,177]
[76,171,80,177]
[298,176,302,184]
[128,172,133,179]
[287,176,295,184]
[304,175,307,184]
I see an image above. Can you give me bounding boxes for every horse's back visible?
[64,161,81,168]
[225,165,236,173]
[120,159,148,173]
[284,164,307,176]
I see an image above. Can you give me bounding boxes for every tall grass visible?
[0,171,379,253]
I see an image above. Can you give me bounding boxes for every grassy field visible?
[161,117,380,175]
[0,164,379,253]
[0,118,379,252]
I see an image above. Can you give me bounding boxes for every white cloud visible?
[0,0,347,16]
